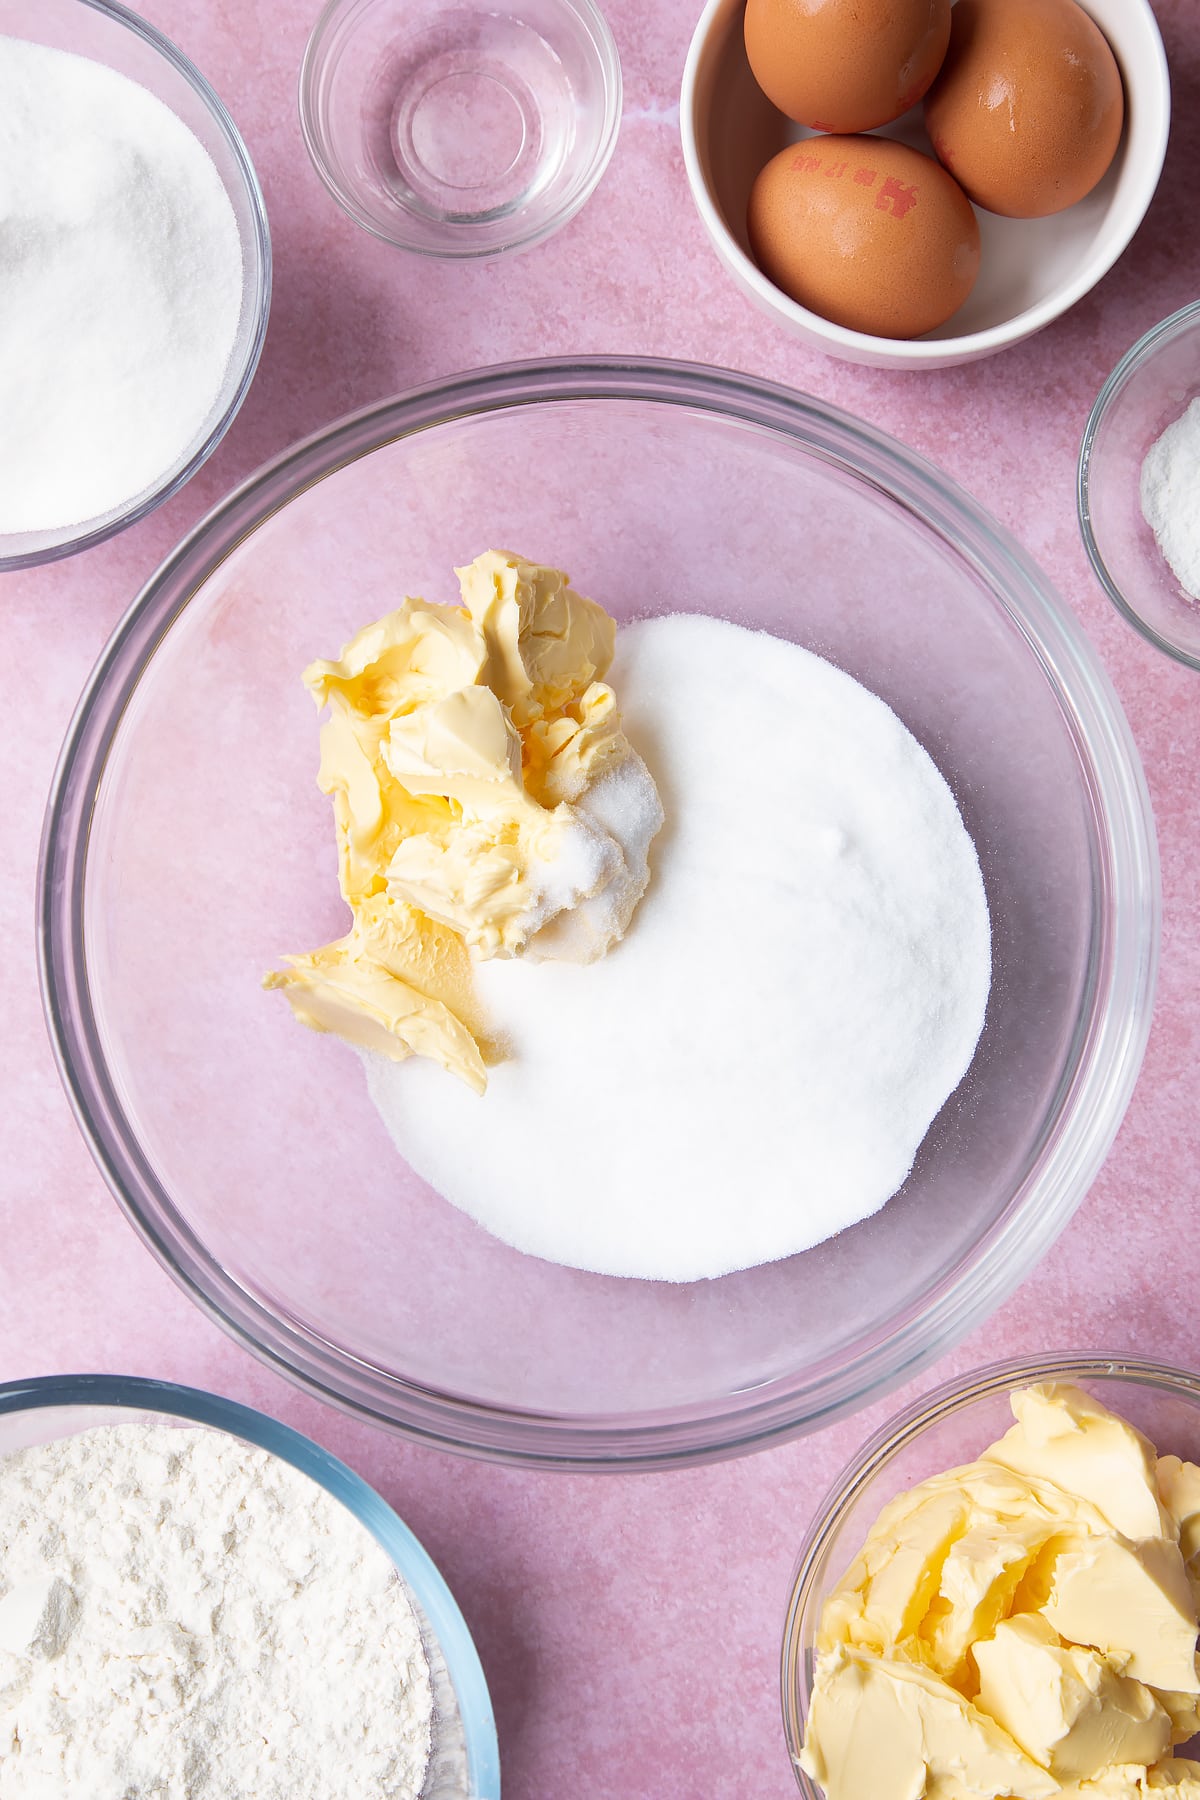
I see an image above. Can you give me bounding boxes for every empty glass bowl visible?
[39,358,1157,1469]
[0,0,271,570]
[782,1354,1200,1794]
[1079,299,1200,670]
[0,1374,499,1800]
[299,0,621,256]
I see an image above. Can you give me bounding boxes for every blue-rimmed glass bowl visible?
[0,1374,499,1800]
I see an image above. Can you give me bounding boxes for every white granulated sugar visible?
[0,1423,432,1799]
[1141,396,1200,600]
[526,752,664,962]
[369,614,992,1283]
[0,37,244,536]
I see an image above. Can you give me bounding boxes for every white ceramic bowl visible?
[680,0,1169,370]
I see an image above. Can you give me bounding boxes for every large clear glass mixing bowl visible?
[39,359,1158,1469]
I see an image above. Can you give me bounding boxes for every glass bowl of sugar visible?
[39,358,1158,1470]
[0,0,271,571]
[0,1374,499,1800]
[1079,298,1200,670]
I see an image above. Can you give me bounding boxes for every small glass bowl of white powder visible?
[0,1374,499,1800]
[1079,297,1200,671]
[0,0,271,571]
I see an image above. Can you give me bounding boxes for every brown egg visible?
[744,0,951,133]
[747,135,981,339]
[924,0,1124,218]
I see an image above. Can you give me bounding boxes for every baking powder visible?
[1140,396,1200,601]
[0,1423,432,1799]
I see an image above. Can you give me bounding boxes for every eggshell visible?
[744,0,951,133]
[747,135,981,339]
[924,0,1124,218]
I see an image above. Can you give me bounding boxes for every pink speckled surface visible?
[4,2,1200,1795]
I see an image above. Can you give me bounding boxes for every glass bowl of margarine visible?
[39,359,1157,1469]
[783,1355,1200,1797]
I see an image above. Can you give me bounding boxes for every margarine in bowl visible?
[802,1384,1200,1800]
[264,549,664,1092]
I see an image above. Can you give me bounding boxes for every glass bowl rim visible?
[1077,296,1200,673]
[0,1370,500,1799]
[0,0,273,573]
[780,1351,1200,1793]
[37,353,1159,1471]
[297,0,623,260]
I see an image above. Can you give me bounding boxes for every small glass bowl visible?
[299,0,621,257]
[0,1374,500,1800]
[0,0,271,571]
[781,1353,1200,1794]
[1079,300,1200,670]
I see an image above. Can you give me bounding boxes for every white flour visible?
[1141,396,1200,600]
[0,1423,433,1799]
[370,614,992,1282]
[0,37,244,536]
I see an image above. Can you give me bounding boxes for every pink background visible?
[4,1,1200,1794]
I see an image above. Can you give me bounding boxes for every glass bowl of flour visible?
[1079,298,1200,670]
[39,358,1158,1469]
[0,1374,499,1799]
[0,0,271,570]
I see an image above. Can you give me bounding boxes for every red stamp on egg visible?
[875,177,918,218]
